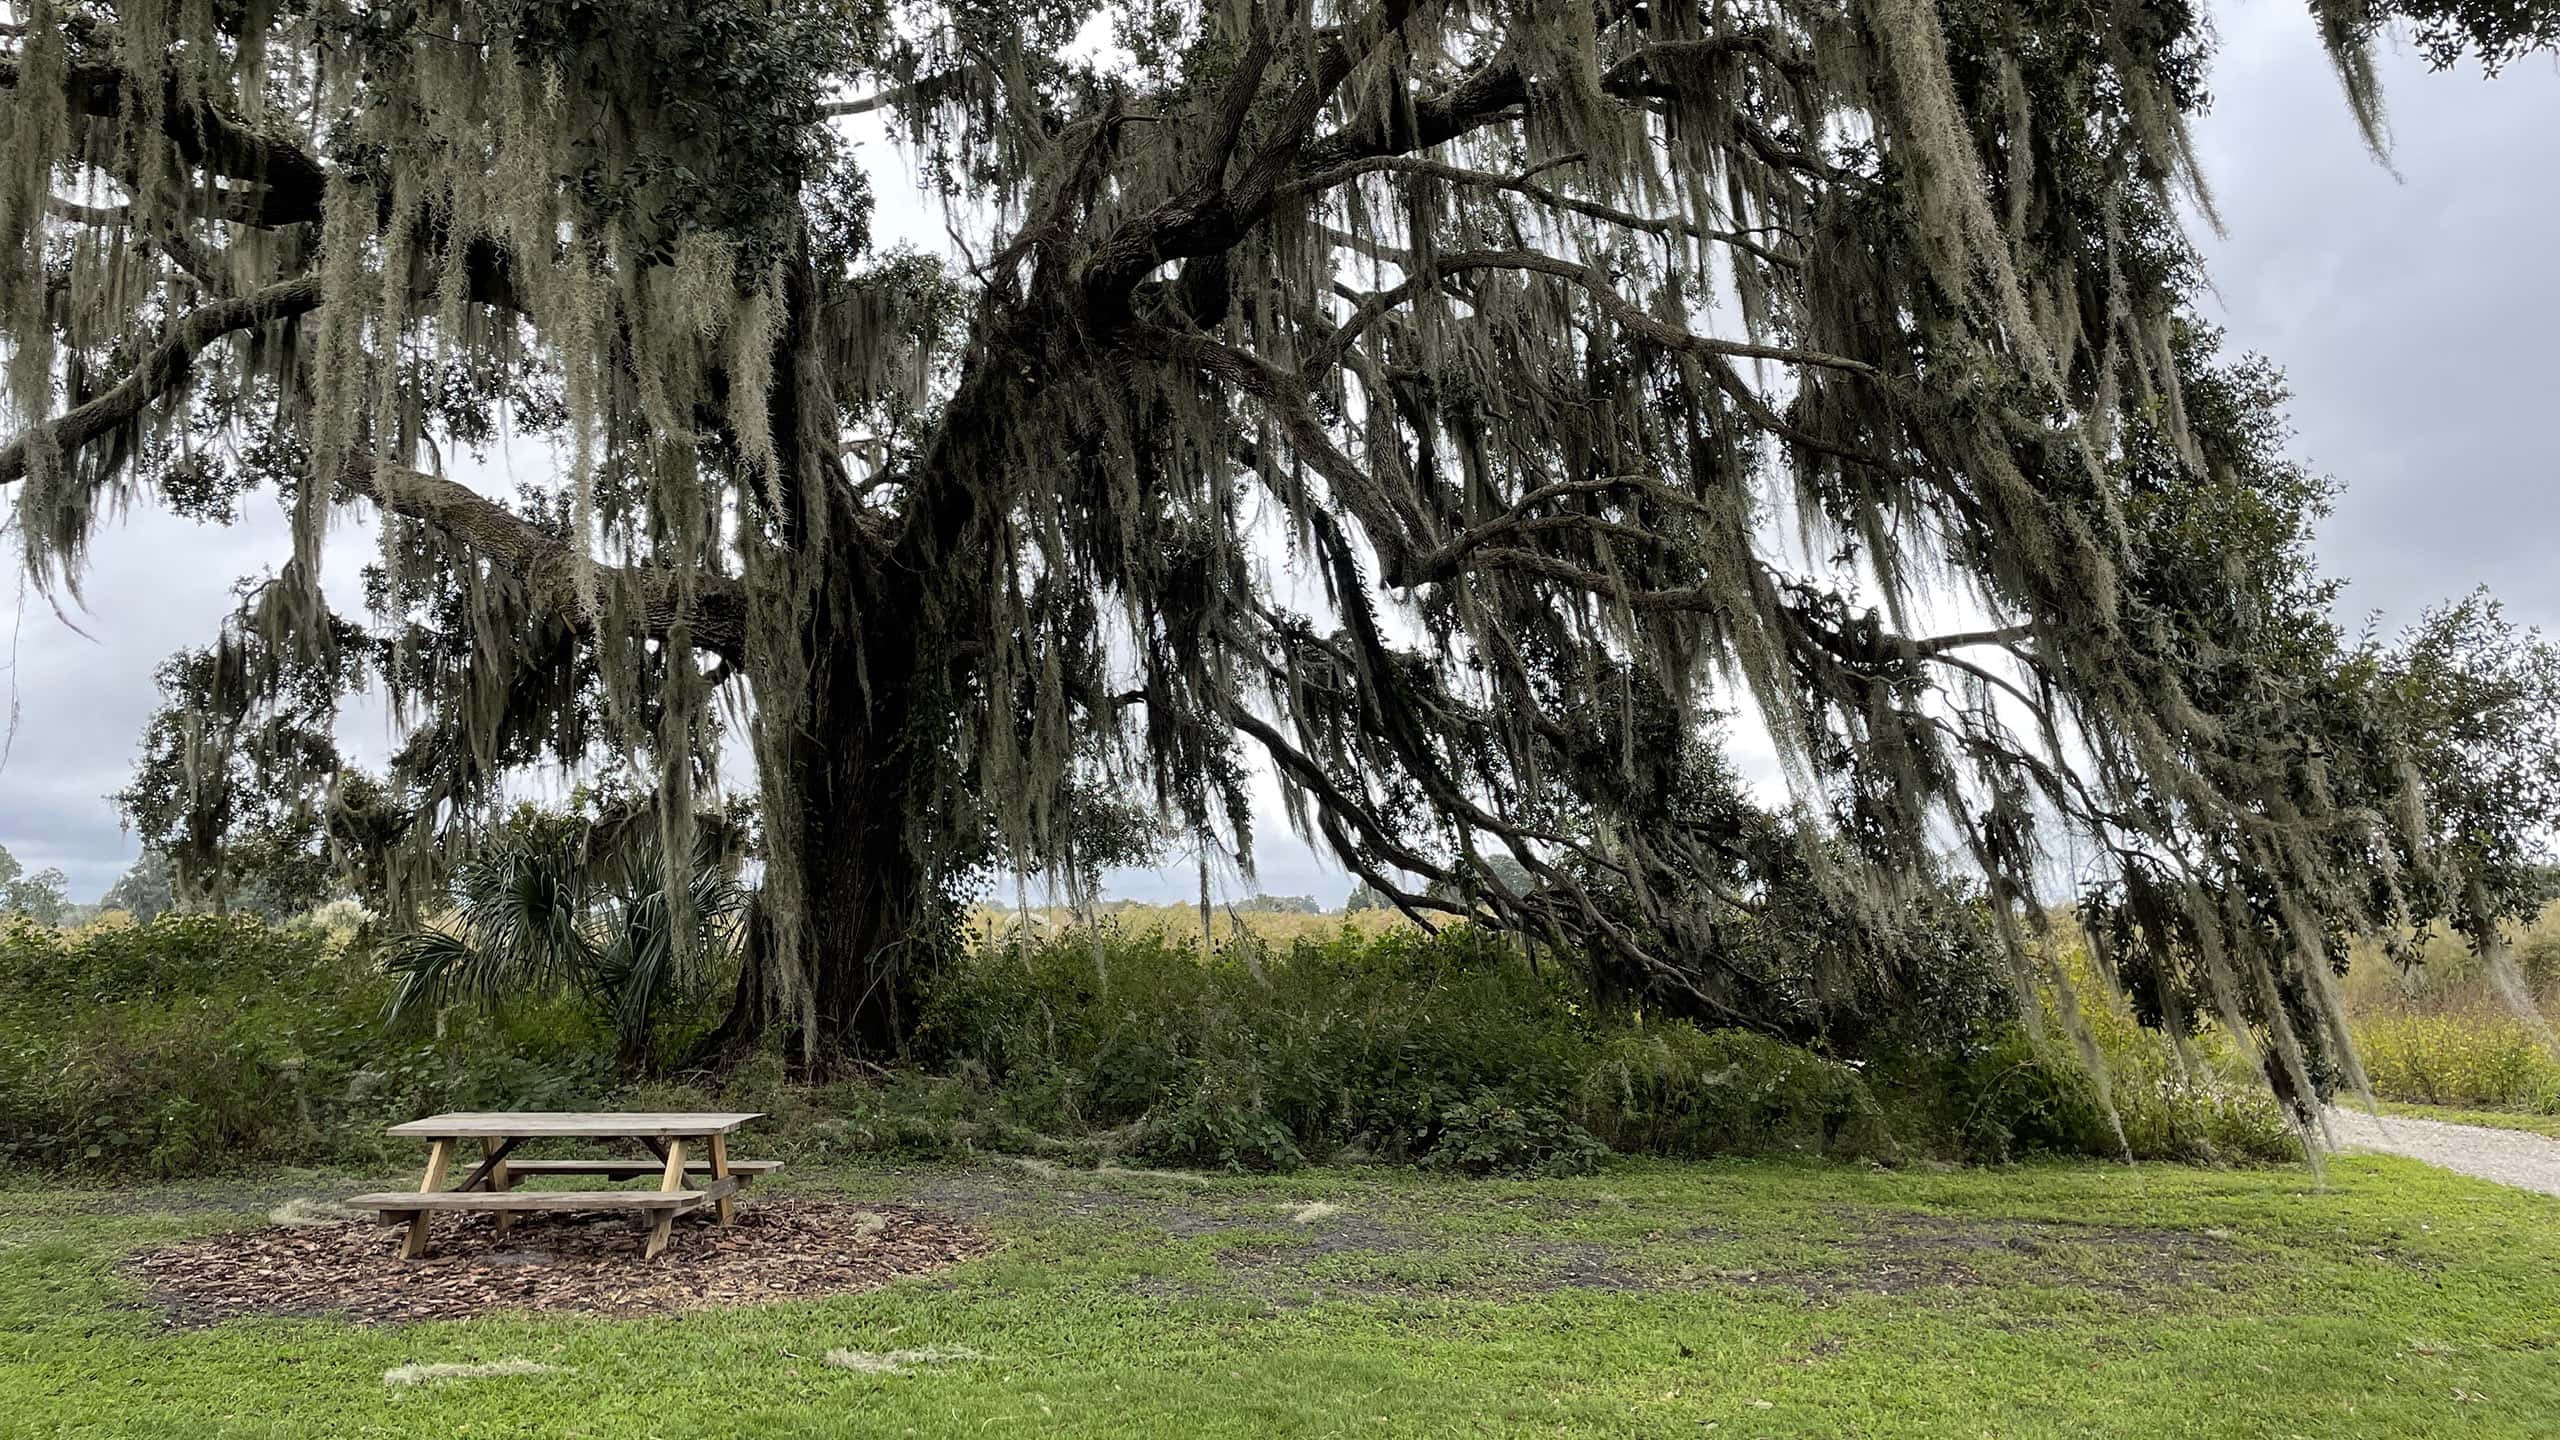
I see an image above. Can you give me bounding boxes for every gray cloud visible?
[6,19,2555,908]
[2192,19,2560,635]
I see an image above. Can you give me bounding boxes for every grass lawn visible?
[4,1154,2554,1438]
[2371,1099,2560,1140]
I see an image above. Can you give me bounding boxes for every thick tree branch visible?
[46,60,332,227]
[1078,0,1419,312]
[349,469,749,665]
[1296,44,1530,177]
[0,277,322,486]
[1283,154,1801,269]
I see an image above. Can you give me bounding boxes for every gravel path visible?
[2324,1107,2560,1199]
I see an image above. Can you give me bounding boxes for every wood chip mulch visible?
[123,1199,997,1327]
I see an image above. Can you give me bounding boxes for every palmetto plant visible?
[383,830,746,1072]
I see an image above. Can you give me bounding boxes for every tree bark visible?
[697,248,991,1074]
[697,580,948,1073]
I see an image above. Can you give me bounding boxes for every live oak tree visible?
[5,0,2557,1083]
[114,632,351,917]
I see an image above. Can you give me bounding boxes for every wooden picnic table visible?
[349,1112,781,1260]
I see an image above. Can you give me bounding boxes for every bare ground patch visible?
[1132,1205,2243,1306]
[123,1199,996,1326]
[1736,1211,2245,1298]
[906,1165,1278,1238]
[843,1168,2241,1309]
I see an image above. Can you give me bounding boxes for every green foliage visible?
[919,925,2283,1173]
[1230,893,1323,914]
[1910,1030,2285,1166]
[114,635,358,920]
[0,914,611,1175]
[920,926,1595,1171]
[20,0,2558,1089]
[1576,1027,1890,1161]
[0,844,68,925]
[2354,1012,2560,1114]
[2372,593,2560,945]
[98,849,176,923]
[382,821,745,1072]
[0,912,2295,1177]
[1423,1094,1612,1178]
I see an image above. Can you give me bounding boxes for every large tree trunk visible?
[698,248,1004,1074]
[700,554,961,1073]
[778,617,941,1066]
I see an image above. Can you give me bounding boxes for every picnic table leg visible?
[402,1137,454,1259]
[485,1137,516,1239]
[708,1134,735,1226]
[643,1138,687,1260]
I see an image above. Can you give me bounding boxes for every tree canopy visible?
[4,0,2556,1085]
[0,843,70,924]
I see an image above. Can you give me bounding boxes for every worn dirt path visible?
[2324,1106,2560,1199]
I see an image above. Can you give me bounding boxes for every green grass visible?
[2370,1099,2560,1140]
[3,1156,2555,1438]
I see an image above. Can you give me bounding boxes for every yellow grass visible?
[967,901,1413,949]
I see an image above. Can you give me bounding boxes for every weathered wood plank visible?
[386,1111,763,1137]
[389,1112,762,1138]
[402,1137,454,1258]
[498,1158,782,1178]
[484,1137,516,1238]
[350,1178,741,1214]
[708,1133,736,1227]
[643,1139,688,1259]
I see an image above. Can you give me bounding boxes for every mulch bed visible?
[123,1199,997,1326]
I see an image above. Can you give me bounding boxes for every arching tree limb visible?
[0,278,322,486]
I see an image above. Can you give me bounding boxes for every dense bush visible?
[2340,903,2560,1013]
[0,914,2295,1177]
[2355,1010,2560,1113]
[919,925,2290,1172]
[1576,1027,1889,1160]
[2331,902,2560,1116]
[0,915,613,1174]
[919,926,1608,1172]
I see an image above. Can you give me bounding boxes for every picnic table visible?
[349,1112,782,1260]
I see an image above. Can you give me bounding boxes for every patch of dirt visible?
[1183,1211,2240,1305]
[1227,1210,1411,1258]
[906,1167,1255,1238]
[1505,1240,1659,1292]
[1195,1226,1659,1303]
[900,1169,2241,1308]
[123,1199,997,1327]
[1738,1212,2243,1298]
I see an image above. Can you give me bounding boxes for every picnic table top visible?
[387,1111,765,1138]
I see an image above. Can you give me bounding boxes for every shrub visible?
[2354,1010,2560,1112]
[0,911,2304,1177]
[920,924,1599,1170]
[1425,1094,1609,1177]
[917,925,2278,1172]
[1576,1025,1889,1161]
[0,914,612,1174]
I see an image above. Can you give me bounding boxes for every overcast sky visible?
[4,10,2556,906]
